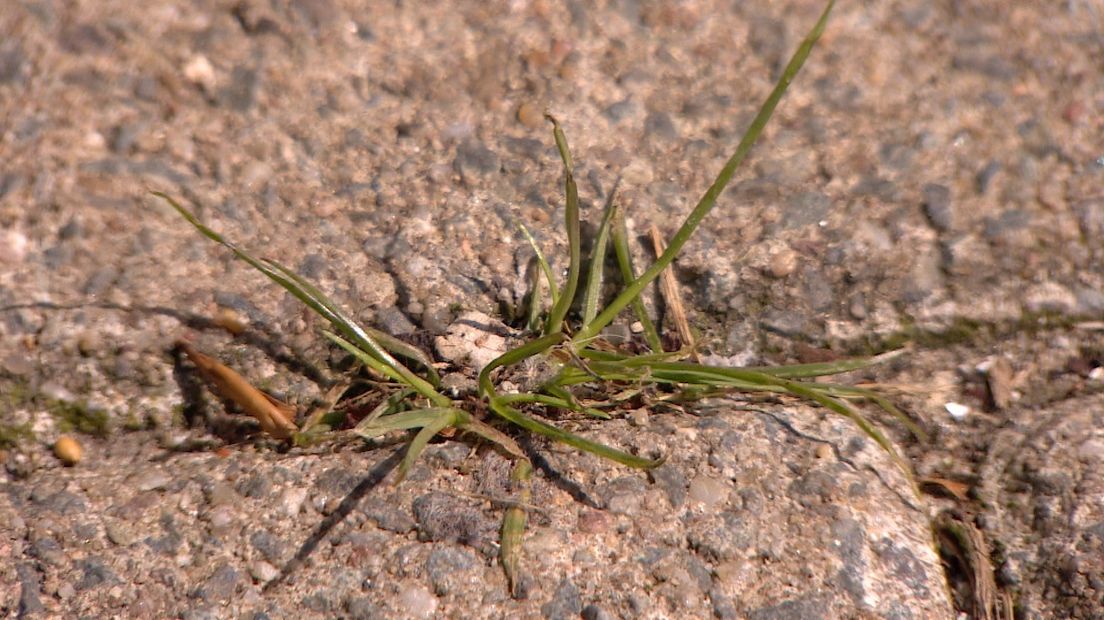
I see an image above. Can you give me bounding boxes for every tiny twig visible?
[649,224,697,360]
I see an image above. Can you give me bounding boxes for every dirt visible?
[1,0,1103,618]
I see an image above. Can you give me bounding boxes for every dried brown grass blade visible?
[649,224,696,357]
[177,340,298,439]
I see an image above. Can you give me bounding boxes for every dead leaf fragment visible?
[177,340,298,439]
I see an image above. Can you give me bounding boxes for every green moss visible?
[0,422,35,448]
[46,399,111,437]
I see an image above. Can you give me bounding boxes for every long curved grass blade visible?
[524,255,545,332]
[778,377,917,493]
[456,418,526,460]
[396,408,465,483]
[544,115,581,335]
[479,332,567,397]
[815,383,928,442]
[154,192,444,401]
[573,0,837,343]
[496,392,610,419]
[581,195,618,326]
[609,209,663,352]
[354,407,464,439]
[501,459,532,598]
[324,331,448,406]
[488,397,663,469]
[261,258,441,387]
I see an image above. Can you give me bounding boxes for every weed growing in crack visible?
[154,0,924,594]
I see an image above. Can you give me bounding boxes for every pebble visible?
[132,468,172,492]
[54,435,82,466]
[542,578,583,620]
[0,229,28,264]
[517,102,544,128]
[397,585,437,619]
[766,247,797,278]
[687,475,729,510]
[278,487,307,517]
[944,402,970,421]
[250,560,280,583]
[921,183,954,231]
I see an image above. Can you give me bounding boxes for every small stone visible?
[0,229,28,264]
[517,102,544,128]
[131,468,171,492]
[687,475,729,509]
[54,435,82,466]
[921,183,954,231]
[182,55,216,92]
[815,444,833,460]
[279,487,307,517]
[397,585,437,619]
[541,578,582,620]
[945,402,970,421]
[434,311,509,371]
[249,561,280,584]
[766,247,797,278]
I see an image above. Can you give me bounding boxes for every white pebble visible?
[944,402,970,421]
[398,585,438,619]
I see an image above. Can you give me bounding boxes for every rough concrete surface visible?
[1,0,1102,618]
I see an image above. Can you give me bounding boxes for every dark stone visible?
[218,66,260,111]
[831,518,867,603]
[852,175,900,202]
[250,531,289,564]
[194,563,241,603]
[541,578,582,620]
[454,139,500,184]
[0,42,27,84]
[788,470,839,505]
[710,586,738,620]
[649,465,688,508]
[952,52,1018,80]
[800,267,835,313]
[595,475,648,514]
[298,253,328,280]
[873,538,931,598]
[581,603,614,620]
[982,209,1033,244]
[778,191,831,230]
[425,546,479,595]
[34,490,86,516]
[976,160,1002,194]
[17,562,45,615]
[502,136,547,161]
[315,467,361,496]
[374,306,417,336]
[644,112,678,141]
[345,596,384,619]
[748,595,828,620]
[236,474,272,499]
[921,183,953,232]
[602,98,636,123]
[76,558,119,591]
[144,514,182,555]
[687,511,753,562]
[30,537,64,566]
[301,591,339,613]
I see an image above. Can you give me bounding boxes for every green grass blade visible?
[456,418,526,460]
[496,392,610,419]
[324,331,449,406]
[395,408,466,483]
[573,0,836,343]
[544,115,581,335]
[501,459,533,598]
[261,258,441,386]
[354,407,461,439]
[609,209,663,352]
[479,332,567,398]
[581,195,618,326]
[524,255,544,332]
[519,224,559,308]
[155,192,443,399]
[488,397,663,468]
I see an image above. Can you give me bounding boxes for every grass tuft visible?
[154,0,924,592]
